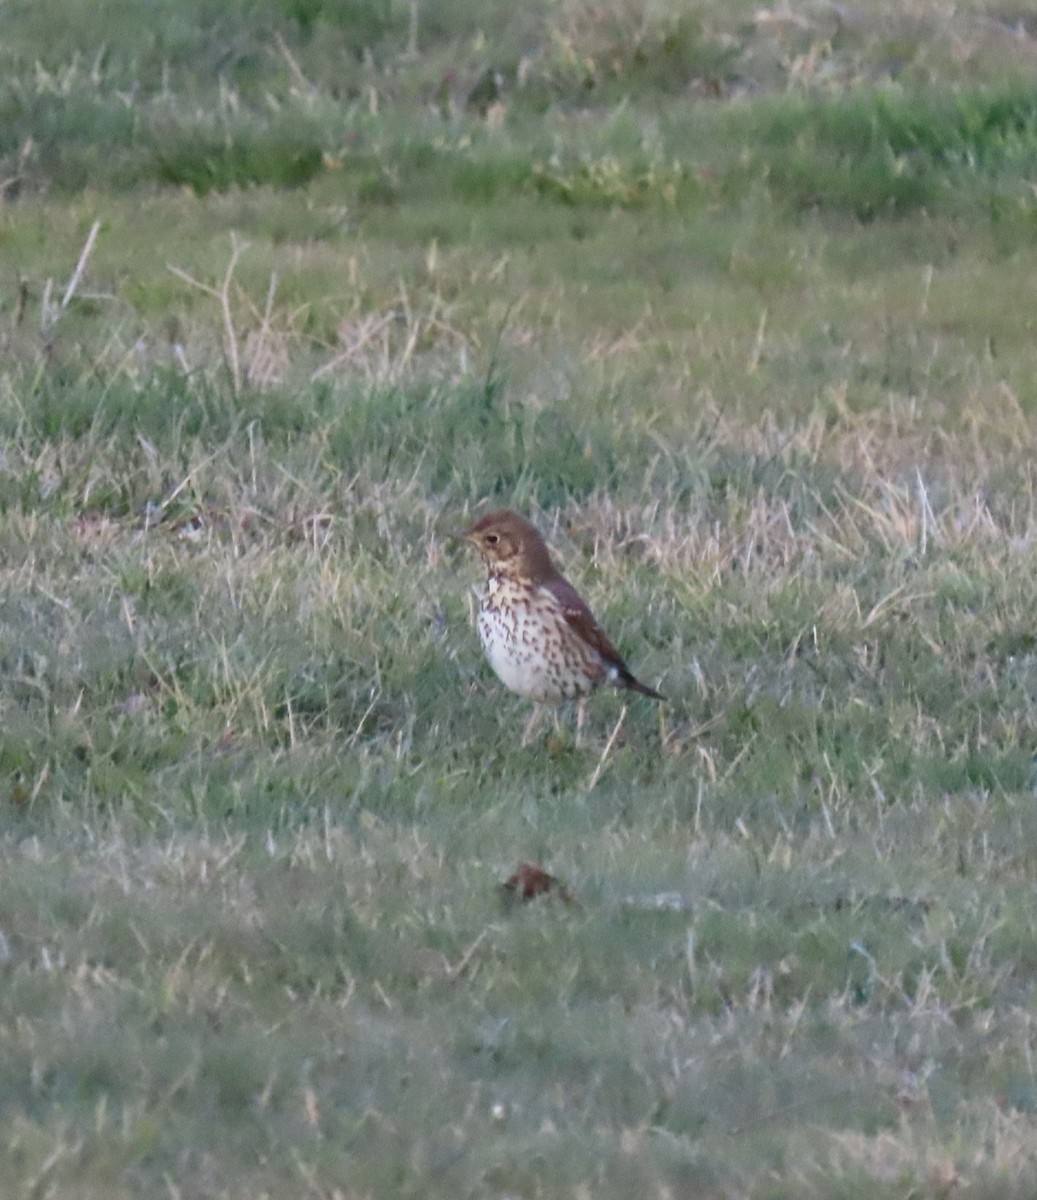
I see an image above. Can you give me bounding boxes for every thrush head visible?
[462,509,554,582]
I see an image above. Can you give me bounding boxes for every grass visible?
[4,0,1037,1196]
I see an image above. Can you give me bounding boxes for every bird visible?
[461,509,663,744]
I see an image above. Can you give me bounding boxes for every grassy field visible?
[5,0,1037,1195]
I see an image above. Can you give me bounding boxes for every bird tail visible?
[621,671,665,701]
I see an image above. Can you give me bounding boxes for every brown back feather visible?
[542,573,664,700]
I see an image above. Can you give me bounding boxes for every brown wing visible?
[542,574,664,700]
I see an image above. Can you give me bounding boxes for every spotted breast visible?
[476,571,605,704]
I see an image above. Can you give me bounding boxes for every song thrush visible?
[462,509,663,743]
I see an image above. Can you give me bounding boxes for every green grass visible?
[5,0,1037,1196]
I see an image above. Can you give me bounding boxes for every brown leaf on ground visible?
[500,862,574,905]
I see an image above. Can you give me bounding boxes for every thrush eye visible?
[485,534,499,545]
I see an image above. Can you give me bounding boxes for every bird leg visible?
[575,698,587,747]
[522,704,546,747]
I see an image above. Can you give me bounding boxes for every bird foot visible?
[521,705,546,747]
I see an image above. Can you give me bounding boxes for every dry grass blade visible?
[586,704,627,791]
[168,234,249,394]
[41,218,102,340]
